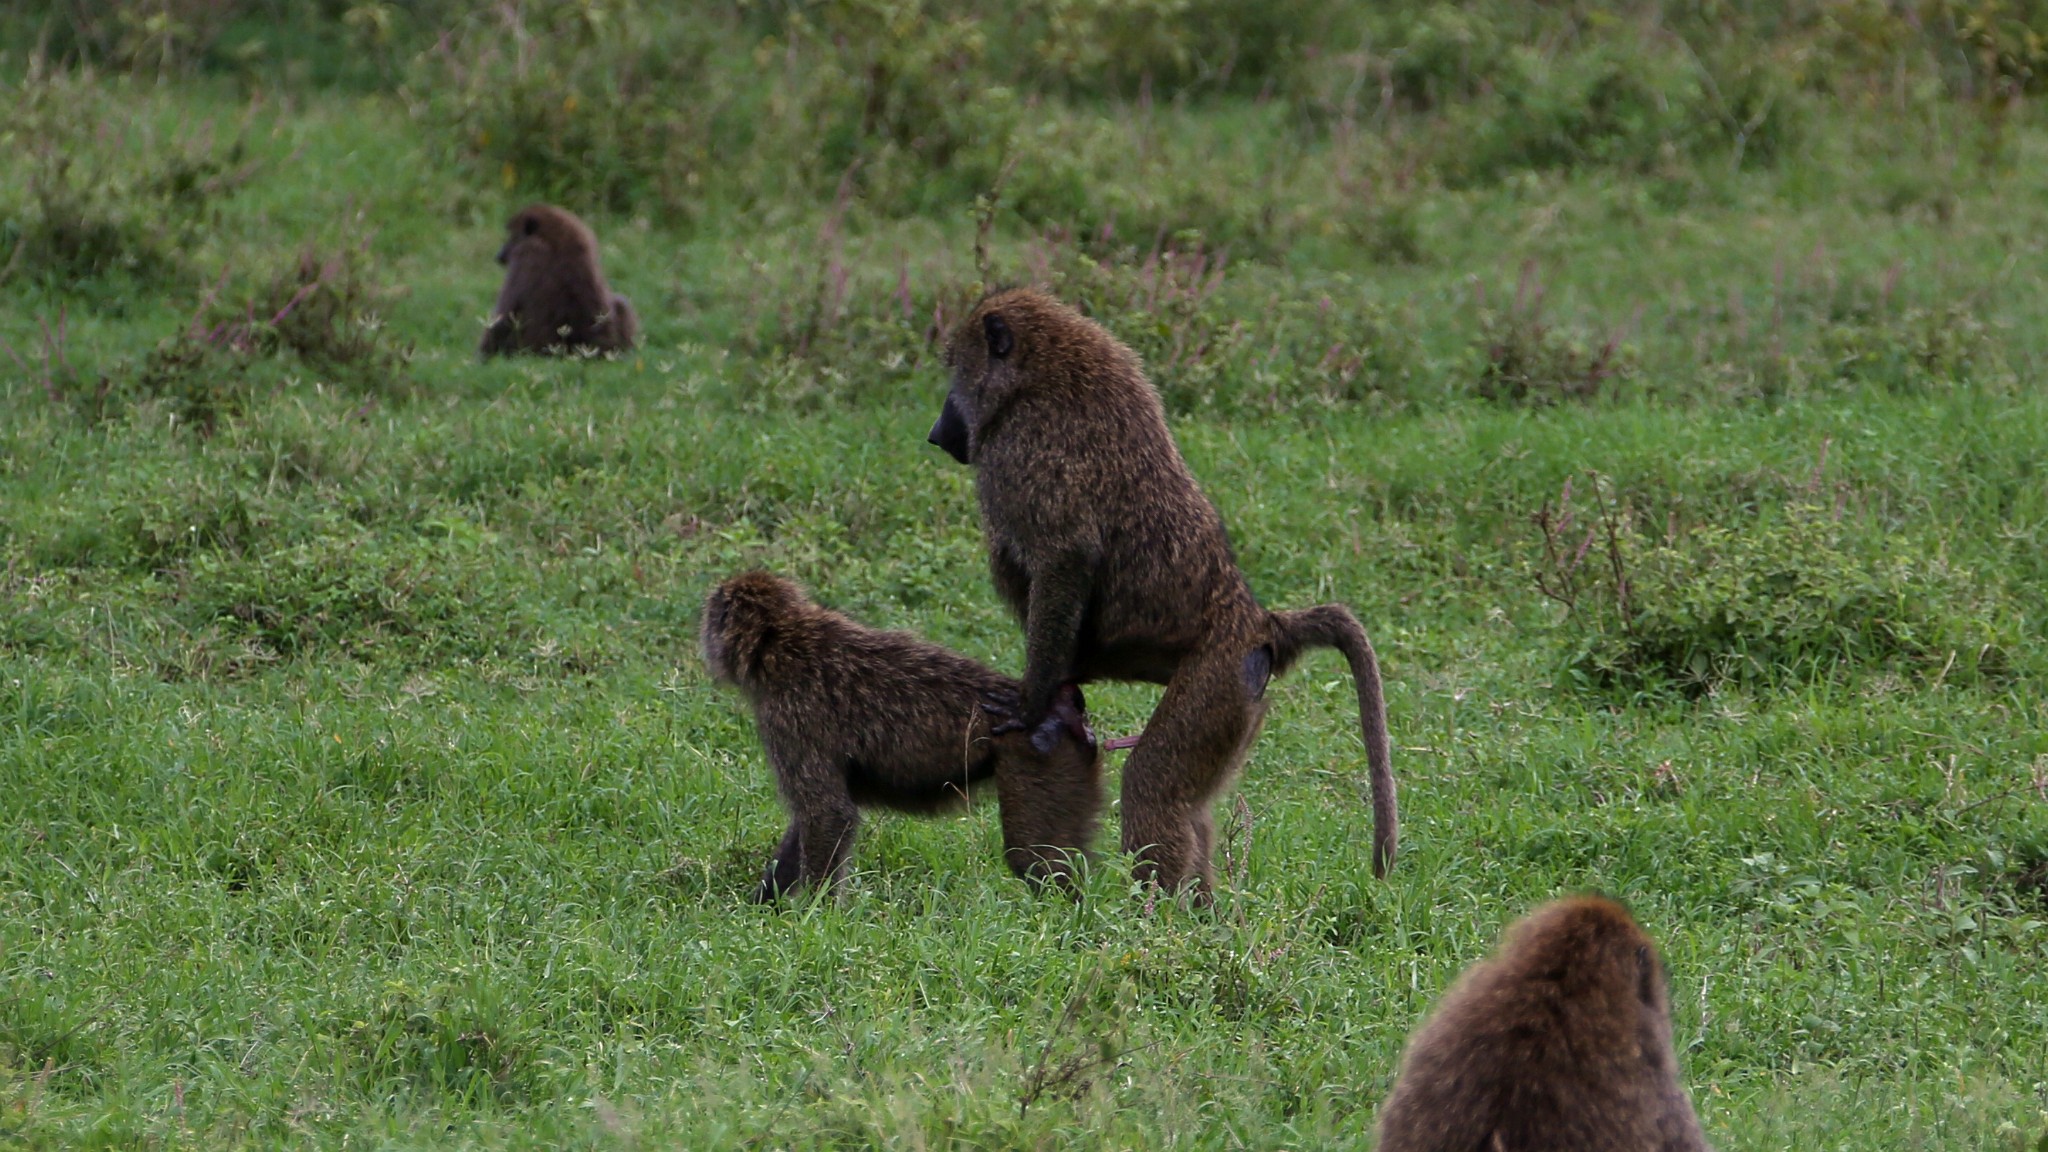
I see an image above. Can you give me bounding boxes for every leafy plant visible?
[1532,471,2017,691]
[1473,266,1635,405]
[0,65,254,293]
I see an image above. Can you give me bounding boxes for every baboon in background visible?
[1376,896,1713,1152]
[701,571,1103,901]
[926,288,1397,899]
[479,203,639,357]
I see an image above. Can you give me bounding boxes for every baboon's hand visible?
[986,683,1092,751]
[981,689,1027,736]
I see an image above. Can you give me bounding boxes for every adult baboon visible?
[927,288,1396,898]
[479,203,639,357]
[701,571,1102,900]
[1376,896,1713,1152]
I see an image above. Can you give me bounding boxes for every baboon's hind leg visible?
[799,796,860,894]
[1121,646,1267,902]
[755,822,804,903]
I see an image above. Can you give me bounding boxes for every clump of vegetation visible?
[1531,471,2016,692]
[180,527,529,667]
[346,980,538,1105]
[405,2,721,220]
[99,242,415,432]
[1473,268,1635,405]
[129,327,262,434]
[0,65,254,294]
[224,243,416,397]
[726,219,1422,416]
[1820,302,1999,394]
[1049,237,1419,415]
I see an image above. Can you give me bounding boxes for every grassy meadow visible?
[2,3,2047,1148]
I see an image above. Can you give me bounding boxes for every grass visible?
[2,10,2048,1147]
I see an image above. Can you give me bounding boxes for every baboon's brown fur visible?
[479,203,639,357]
[1377,896,1713,1152]
[927,288,1396,899]
[701,571,1102,900]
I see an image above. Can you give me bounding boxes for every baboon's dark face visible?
[928,312,1017,465]
[496,211,545,266]
[927,393,971,464]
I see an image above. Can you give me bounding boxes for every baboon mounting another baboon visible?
[927,288,1397,900]
[1376,896,1713,1152]
[701,571,1102,900]
[479,203,639,358]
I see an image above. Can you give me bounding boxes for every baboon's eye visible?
[523,216,540,236]
[984,313,1015,359]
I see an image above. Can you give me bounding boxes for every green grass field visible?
[2,4,2047,1148]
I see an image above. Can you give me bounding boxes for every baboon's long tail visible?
[1271,603,1397,877]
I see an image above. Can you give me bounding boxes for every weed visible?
[1533,471,2016,692]
[406,2,718,220]
[347,981,535,1104]
[1473,266,1636,405]
[1,64,254,294]
[1821,302,1999,394]
[1043,235,1420,414]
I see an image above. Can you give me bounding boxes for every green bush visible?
[1473,304,1635,405]
[1022,0,1354,97]
[0,66,253,295]
[406,2,722,219]
[1820,303,1998,394]
[1383,3,1504,110]
[181,526,534,667]
[1533,478,2018,691]
[1048,240,1420,415]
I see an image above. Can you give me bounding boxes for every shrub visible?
[773,0,1022,215]
[1407,13,1804,185]
[1048,239,1419,415]
[214,243,416,399]
[1024,0,1354,97]
[100,242,416,432]
[1472,269,1636,405]
[1941,0,2048,97]
[129,328,261,433]
[1531,474,2017,692]
[1820,303,1997,394]
[1449,42,1704,182]
[28,0,241,77]
[406,2,721,219]
[0,66,254,294]
[1383,3,1504,110]
[181,527,529,666]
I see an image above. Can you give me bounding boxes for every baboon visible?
[927,288,1396,899]
[479,203,639,357]
[1376,896,1713,1152]
[700,571,1102,901]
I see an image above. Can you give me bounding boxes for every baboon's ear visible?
[523,215,541,236]
[984,313,1015,360]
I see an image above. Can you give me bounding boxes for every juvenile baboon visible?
[479,203,639,357]
[1376,896,1713,1152]
[701,571,1102,900]
[927,288,1396,898]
